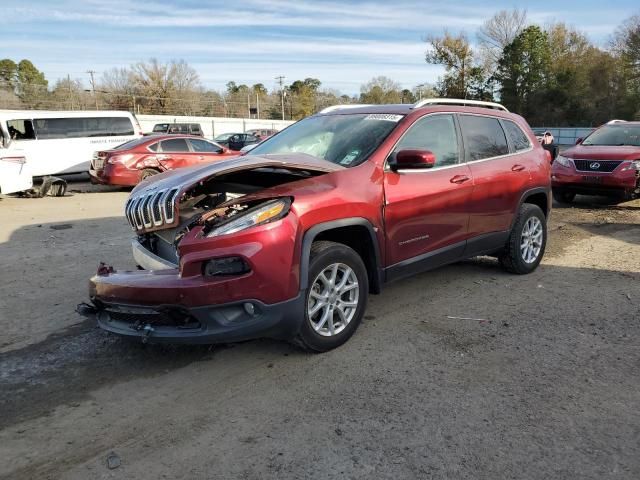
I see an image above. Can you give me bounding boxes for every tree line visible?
[425,10,640,126]
[0,9,638,126]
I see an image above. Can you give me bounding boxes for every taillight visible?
[107,154,134,165]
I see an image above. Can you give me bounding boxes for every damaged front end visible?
[78,154,342,344]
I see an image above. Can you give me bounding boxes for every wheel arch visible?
[519,187,551,216]
[300,218,383,294]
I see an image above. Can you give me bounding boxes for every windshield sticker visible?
[340,150,361,165]
[364,114,403,122]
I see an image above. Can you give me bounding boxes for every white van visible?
[0,110,142,176]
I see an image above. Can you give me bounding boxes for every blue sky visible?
[3,0,639,94]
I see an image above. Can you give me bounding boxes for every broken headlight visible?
[206,198,291,237]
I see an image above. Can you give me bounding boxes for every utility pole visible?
[67,74,74,110]
[87,70,99,110]
[256,93,260,119]
[275,75,285,120]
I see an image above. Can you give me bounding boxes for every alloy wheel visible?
[307,263,360,337]
[520,217,543,263]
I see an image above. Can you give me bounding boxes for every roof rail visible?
[412,98,509,112]
[319,104,373,114]
[606,119,626,124]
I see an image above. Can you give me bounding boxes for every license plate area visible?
[94,158,105,170]
[582,175,602,184]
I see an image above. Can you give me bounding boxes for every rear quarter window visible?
[160,138,190,152]
[459,115,509,161]
[502,120,531,152]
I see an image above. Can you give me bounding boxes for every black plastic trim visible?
[384,240,465,283]
[513,186,551,226]
[463,231,510,257]
[300,218,383,293]
[91,293,306,344]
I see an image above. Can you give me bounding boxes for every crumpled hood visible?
[125,153,345,234]
[562,145,640,161]
[132,153,344,196]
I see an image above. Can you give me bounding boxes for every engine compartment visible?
[136,166,326,266]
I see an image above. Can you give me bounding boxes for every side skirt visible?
[383,231,510,283]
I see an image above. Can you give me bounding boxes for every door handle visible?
[450,174,470,184]
[198,155,205,160]
[511,164,526,172]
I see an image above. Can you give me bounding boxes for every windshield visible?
[215,133,234,141]
[248,113,403,167]
[582,125,640,146]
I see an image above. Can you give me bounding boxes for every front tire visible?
[294,241,368,352]
[552,190,575,204]
[499,204,547,274]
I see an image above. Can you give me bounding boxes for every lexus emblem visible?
[590,162,600,170]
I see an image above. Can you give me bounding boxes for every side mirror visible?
[389,149,436,172]
[575,137,583,145]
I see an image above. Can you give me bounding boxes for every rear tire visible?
[140,169,159,181]
[499,204,547,274]
[294,241,368,352]
[552,190,575,204]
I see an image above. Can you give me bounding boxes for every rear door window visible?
[502,120,531,152]
[392,114,460,168]
[459,115,509,161]
[189,139,222,153]
[159,138,190,152]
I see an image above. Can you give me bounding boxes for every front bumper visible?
[551,163,639,195]
[78,293,304,344]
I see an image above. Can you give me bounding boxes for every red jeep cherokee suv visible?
[552,120,640,203]
[79,99,551,352]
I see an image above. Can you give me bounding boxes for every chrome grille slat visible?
[125,187,180,232]
[151,191,164,226]
[141,194,153,228]
[133,197,144,230]
[163,188,179,224]
[125,198,136,230]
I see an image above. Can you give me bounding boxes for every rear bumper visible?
[89,164,142,186]
[79,293,304,344]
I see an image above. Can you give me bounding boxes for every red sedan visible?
[90,135,239,186]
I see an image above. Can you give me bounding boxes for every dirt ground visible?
[0,182,639,480]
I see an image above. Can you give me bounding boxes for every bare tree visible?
[478,9,528,70]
